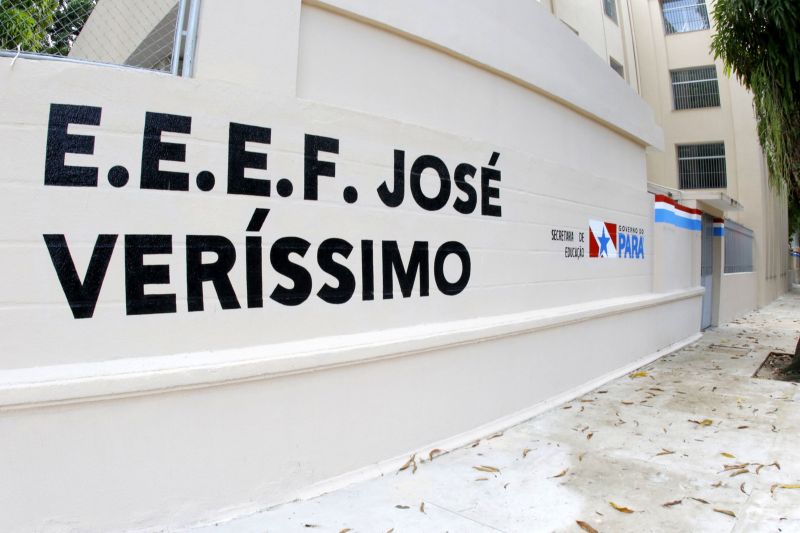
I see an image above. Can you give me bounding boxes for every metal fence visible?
[677,142,727,189]
[671,66,720,110]
[661,0,710,35]
[724,220,754,273]
[0,0,200,75]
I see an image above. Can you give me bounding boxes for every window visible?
[677,143,726,189]
[661,0,710,34]
[724,220,754,273]
[603,0,618,23]
[671,66,720,110]
[610,58,625,78]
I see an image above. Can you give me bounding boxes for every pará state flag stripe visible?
[654,194,701,231]
[589,219,617,258]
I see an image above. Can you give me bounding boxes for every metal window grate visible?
[603,0,618,23]
[677,142,727,189]
[0,0,198,74]
[671,66,720,110]
[661,0,710,35]
[610,57,625,78]
[724,220,754,273]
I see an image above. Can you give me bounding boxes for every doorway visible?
[700,213,714,329]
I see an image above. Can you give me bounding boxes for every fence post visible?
[171,0,188,75]
[181,0,202,77]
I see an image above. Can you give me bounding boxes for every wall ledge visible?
[0,287,703,411]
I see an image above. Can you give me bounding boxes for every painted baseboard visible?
[0,288,703,411]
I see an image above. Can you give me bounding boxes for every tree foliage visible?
[0,0,58,52]
[0,0,95,55]
[711,0,800,198]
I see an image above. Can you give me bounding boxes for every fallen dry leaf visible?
[428,448,443,461]
[395,504,409,509]
[775,484,800,490]
[711,481,723,488]
[730,468,749,477]
[339,529,352,533]
[690,497,709,504]
[488,432,504,440]
[720,452,736,459]
[662,499,683,507]
[473,465,500,473]
[689,419,714,426]
[523,448,532,458]
[621,401,635,405]
[737,425,749,429]
[551,468,568,478]
[723,463,749,471]
[420,502,425,513]
[587,432,595,440]
[474,477,489,482]
[576,520,599,533]
[399,454,417,474]
[609,501,635,513]
[740,482,747,495]
[714,508,736,518]
[656,449,675,456]
[629,371,649,378]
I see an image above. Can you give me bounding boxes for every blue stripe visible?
[654,208,701,230]
[713,227,725,237]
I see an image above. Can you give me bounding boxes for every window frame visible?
[676,142,727,190]
[660,0,711,35]
[603,0,619,24]
[670,65,721,110]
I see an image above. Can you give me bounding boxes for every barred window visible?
[677,143,727,189]
[661,0,710,35]
[603,0,618,23]
[610,57,625,79]
[671,66,720,110]
[724,220,754,273]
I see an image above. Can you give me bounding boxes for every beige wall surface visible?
[624,0,788,317]
[0,1,709,530]
[718,272,758,324]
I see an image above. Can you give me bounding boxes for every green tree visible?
[0,0,58,52]
[711,0,800,373]
[45,0,96,55]
[1,0,95,55]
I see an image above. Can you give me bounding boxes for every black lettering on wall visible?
[481,157,502,217]
[453,163,477,214]
[382,241,429,299]
[410,155,451,211]
[44,103,101,187]
[43,234,117,319]
[317,238,355,304]
[186,235,241,311]
[228,122,271,197]
[141,112,192,191]
[246,236,263,308]
[304,134,339,201]
[125,234,176,316]
[270,237,312,306]
[361,240,374,301]
[434,241,471,295]
[377,150,405,208]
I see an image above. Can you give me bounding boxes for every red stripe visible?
[713,217,724,223]
[654,194,701,216]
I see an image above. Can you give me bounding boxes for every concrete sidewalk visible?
[192,292,800,533]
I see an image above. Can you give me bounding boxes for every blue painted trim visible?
[654,208,701,230]
[713,227,725,237]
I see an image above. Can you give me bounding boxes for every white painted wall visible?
[0,1,702,530]
[718,272,758,324]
